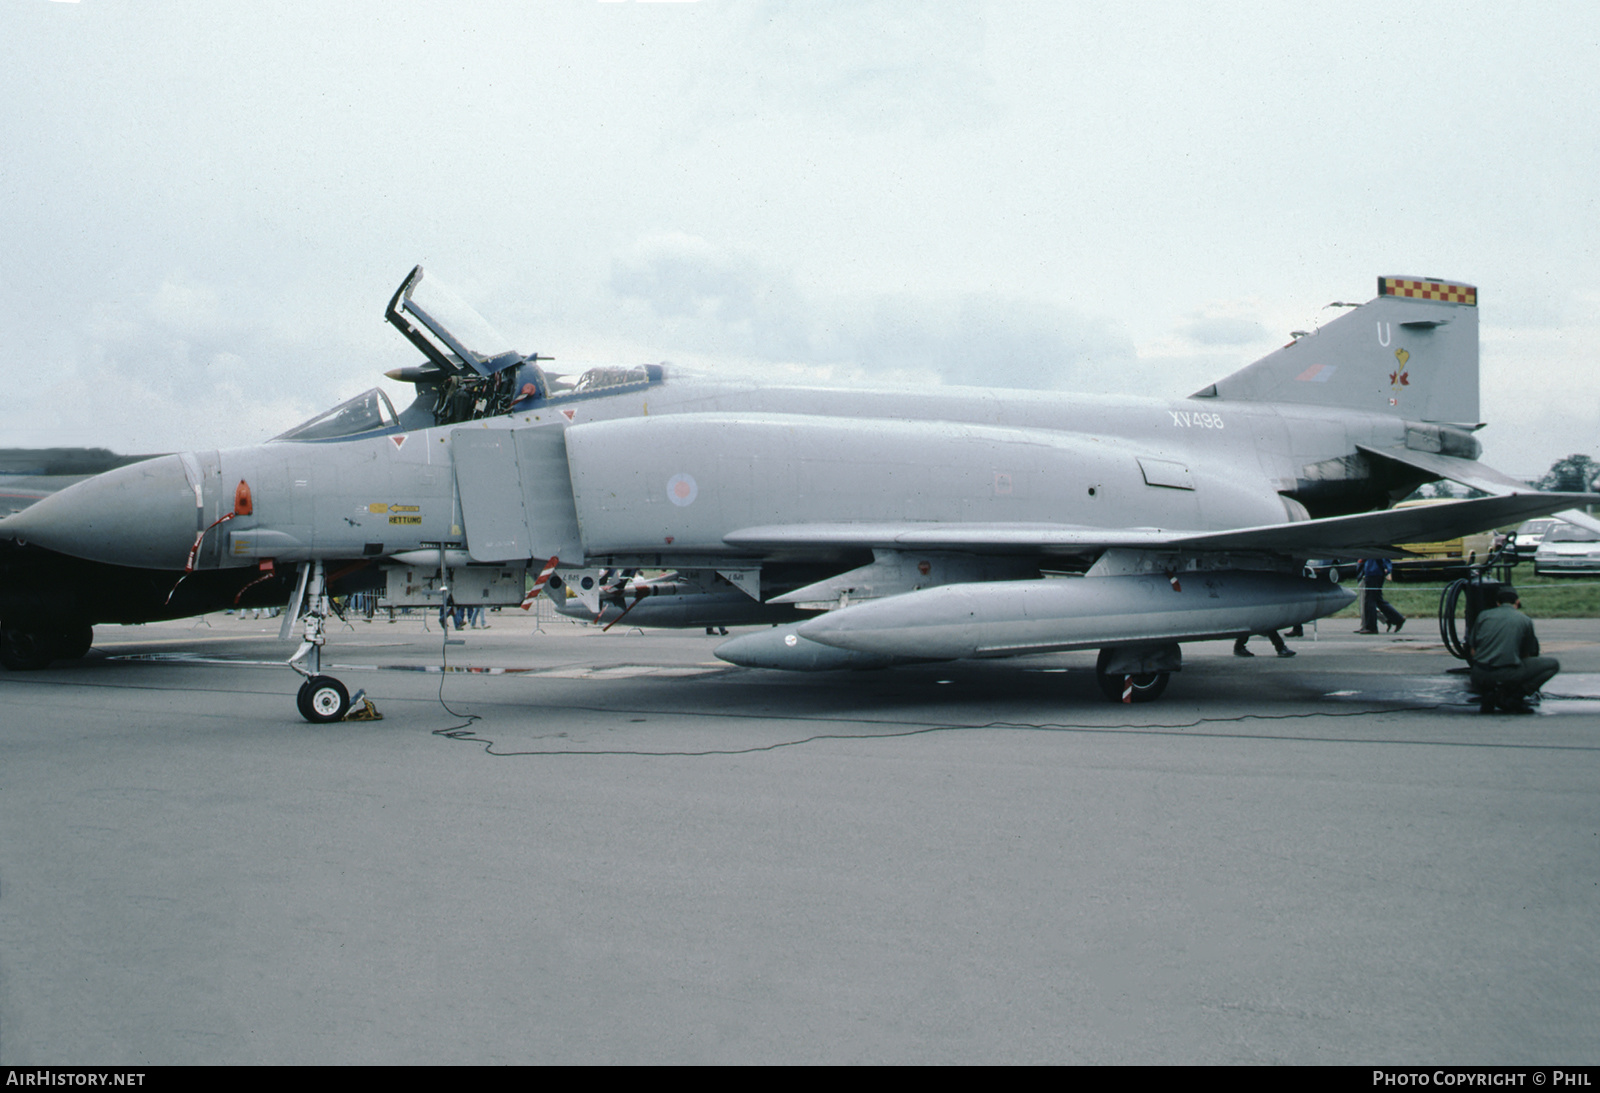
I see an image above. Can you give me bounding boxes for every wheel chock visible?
[343,696,383,721]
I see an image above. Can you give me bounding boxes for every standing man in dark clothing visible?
[1469,586,1559,713]
[1358,557,1405,634]
[1234,630,1295,657]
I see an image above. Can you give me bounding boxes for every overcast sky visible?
[3,1,1596,476]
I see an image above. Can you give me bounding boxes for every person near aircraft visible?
[1357,558,1405,634]
[1468,586,1559,714]
[1234,630,1295,657]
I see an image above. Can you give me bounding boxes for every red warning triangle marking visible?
[560,408,576,422]
[390,435,407,449]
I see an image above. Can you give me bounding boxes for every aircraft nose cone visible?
[0,454,201,568]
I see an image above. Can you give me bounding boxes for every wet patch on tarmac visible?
[1320,671,1600,715]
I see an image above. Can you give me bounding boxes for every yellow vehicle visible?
[1390,499,1499,580]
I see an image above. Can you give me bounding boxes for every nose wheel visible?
[297,675,352,723]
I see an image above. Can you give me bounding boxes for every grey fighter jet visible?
[2,268,1591,719]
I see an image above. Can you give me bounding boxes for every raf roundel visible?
[666,472,698,507]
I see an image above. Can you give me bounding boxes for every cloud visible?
[837,293,1135,390]
[607,233,1136,390]
[0,269,397,453]
[1177,314,1269,347]
[689,0,1000,134]
[1478,318,1600,476]
[609,232,813,360]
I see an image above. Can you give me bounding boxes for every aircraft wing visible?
[1170,491,1596,555]
[725,491,1598,561]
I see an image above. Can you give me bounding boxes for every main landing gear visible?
[1094,646,1174,704]
[287,560,359,723]
[0,623,94,671]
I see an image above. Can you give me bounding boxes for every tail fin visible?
[1193,276,1479,427]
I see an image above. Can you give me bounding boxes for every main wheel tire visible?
[0,627,53,671]
[297,675,351,723]
[1095,670,1169,703]
[1094,649,1170,703]
[51,625,94,661]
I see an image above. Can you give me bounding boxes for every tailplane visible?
[1194,276,1479,427]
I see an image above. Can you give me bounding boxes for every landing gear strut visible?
[287,560,355,723]
[1095,645,1176,703]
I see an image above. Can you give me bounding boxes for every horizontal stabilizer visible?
[1359,444,1600,537]
[1357,444,1531,495]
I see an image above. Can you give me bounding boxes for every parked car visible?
[1509,518,1557,561]
[1305,559,1355,583]
[1533,523,1600,576]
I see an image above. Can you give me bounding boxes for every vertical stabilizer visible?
[1195,277,1479,426]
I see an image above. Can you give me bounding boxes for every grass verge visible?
[1331,577,1600,619]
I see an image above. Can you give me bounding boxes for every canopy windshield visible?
[272,388,399,442]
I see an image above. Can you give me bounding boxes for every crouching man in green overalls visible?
[1469,586,1560,714]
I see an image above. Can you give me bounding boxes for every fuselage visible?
[0,375,1422,628]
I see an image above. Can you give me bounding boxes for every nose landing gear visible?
[287,560,357,723]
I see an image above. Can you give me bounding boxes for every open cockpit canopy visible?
[273,268,670,442]
[383,265,663,426]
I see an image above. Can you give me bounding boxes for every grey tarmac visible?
[2,613,1597,1065]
